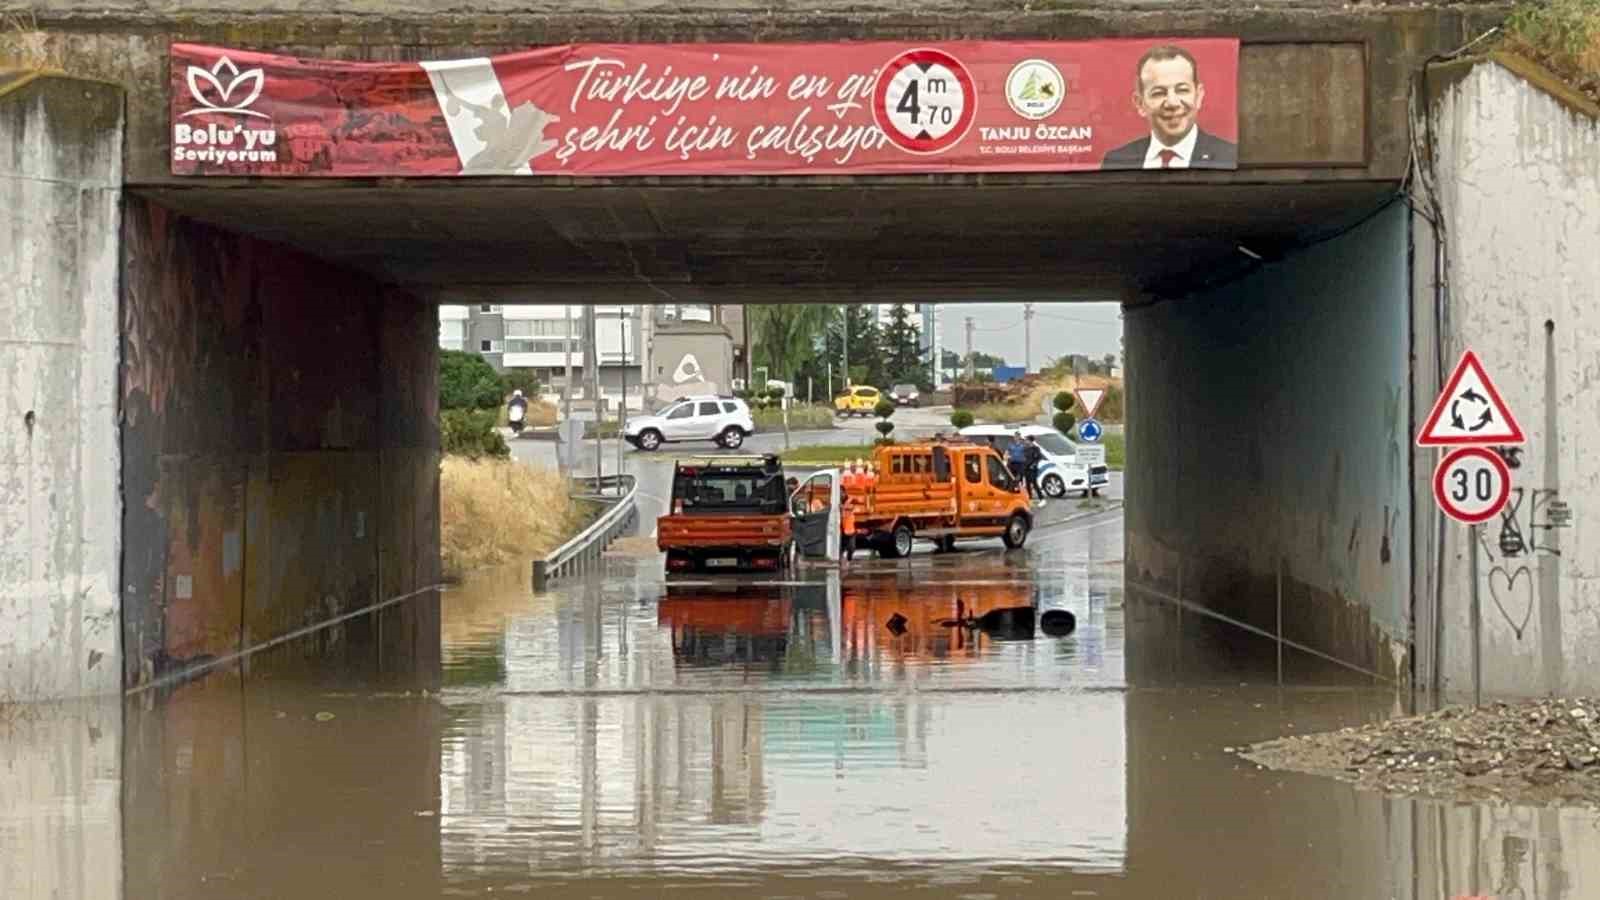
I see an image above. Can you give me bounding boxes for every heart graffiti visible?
[1487,565,1534,640]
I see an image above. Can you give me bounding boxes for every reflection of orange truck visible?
[656,455,795,574]
[836,440,1035,558]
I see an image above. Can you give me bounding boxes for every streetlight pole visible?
[842,307,850,389]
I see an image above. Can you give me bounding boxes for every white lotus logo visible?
[183,56,267,118]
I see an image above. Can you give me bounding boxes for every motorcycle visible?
[507,400,527,436]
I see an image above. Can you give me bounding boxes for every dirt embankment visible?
[1238,698,1600,807]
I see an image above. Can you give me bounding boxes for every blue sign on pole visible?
[1078,418,1103,443]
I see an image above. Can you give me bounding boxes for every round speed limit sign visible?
[1432,446,1512,524]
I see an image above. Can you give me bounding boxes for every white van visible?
[958,424,1110,498]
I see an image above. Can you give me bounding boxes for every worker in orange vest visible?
[840,484,857,562]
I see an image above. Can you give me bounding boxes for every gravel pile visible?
[1235,698,1600,806]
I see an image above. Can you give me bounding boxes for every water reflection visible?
[10,509,1600,896]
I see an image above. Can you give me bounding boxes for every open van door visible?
[789,469,841,561]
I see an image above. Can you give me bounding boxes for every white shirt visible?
[1142,126,1199,169]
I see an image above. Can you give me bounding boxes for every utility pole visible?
[1023,302,1035,373]
[615,309,629,495]
[842,307,850,389]
[585,305,601,483]
[561,304,575,475]
[964,316,975,381]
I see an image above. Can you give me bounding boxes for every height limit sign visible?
[873,48,976,155]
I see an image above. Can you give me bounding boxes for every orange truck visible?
[656,454,796,574]
[814,439,1035,558]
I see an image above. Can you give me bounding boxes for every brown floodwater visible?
[4,510,1597,898]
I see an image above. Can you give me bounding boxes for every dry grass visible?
[1,14,66,72]
[1504,0,1600,103]
[439,456,594,580]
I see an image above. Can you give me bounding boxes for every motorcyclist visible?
[507,389,528,435]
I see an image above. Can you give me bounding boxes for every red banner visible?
[170,39,1238,177]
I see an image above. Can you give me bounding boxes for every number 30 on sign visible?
[1432,447,1512,524]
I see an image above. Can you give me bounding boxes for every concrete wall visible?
[0,74,123,701]
[119,197,442,690]
[1416,56,1600,698]
[1124,202,1412,681]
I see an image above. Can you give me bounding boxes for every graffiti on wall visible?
[1473,446,1571,641]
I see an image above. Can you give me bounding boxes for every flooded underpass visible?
[9,504,1597,899]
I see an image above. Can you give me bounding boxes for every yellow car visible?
[834,385,883,417]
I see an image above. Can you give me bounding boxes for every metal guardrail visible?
[531,474,639,590]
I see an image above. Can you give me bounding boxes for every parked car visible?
[833,385,882,417]
[889,383,921,407]
[625,395,755,451]
[958,423,1110,498]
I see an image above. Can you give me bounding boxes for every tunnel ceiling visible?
[138,178,1396,304]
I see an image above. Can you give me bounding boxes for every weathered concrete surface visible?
[1124,201,1412,682]
[0,73,122,701]
[1413,54,1600,698]
[119,197,442,690]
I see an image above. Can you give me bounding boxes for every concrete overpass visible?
[2,0,1516,698]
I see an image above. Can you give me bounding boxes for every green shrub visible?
[440,350,505,411]
[1053,390,1074,413]
[442,409,510,459]
[874,399,897,419]
[1052,411,1077,435]
[875,420,895,438]
[500,369,541,400]
[950,409,975,429]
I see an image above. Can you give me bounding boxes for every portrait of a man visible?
[1101,44,1237,170]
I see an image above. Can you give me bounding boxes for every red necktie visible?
[1158,149,1178,168]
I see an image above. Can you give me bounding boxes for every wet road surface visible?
[7,506,1600,899]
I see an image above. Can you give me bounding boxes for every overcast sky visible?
[932,302,1123,368]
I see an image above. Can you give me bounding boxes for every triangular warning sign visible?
[1417,350,1525,446]
[1075,388,1106,419]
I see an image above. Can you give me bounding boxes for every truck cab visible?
[656,454,795,574]
[843,439,1034,557]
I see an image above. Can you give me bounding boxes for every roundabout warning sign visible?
[872,48,977,155]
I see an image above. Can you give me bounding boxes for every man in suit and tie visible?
[1101,44,1237,170]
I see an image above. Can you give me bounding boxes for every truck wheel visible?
[1002,513,1030,550]
[638,429,663,451]
[884,522,914,559]
[1091,487,1102,497]
[1043,474,1066,498]
[719,427,745,449]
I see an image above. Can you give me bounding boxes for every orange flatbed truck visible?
[839,439,1035,558]
[656,454,796,574]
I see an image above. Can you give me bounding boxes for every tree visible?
[440,349,505,411]
[950,409,975,429]
[750,305,838,389]
[1053,411,1077,435]
[882,303,924,386]
[501,369,540,399]
[843,305,884,387]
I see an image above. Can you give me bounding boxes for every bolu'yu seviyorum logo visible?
[174,54,280,166]
[182,56,268,118]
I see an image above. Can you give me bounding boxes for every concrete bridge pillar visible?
[0,72,124,701]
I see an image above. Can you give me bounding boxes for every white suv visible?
[625,396,755,451]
